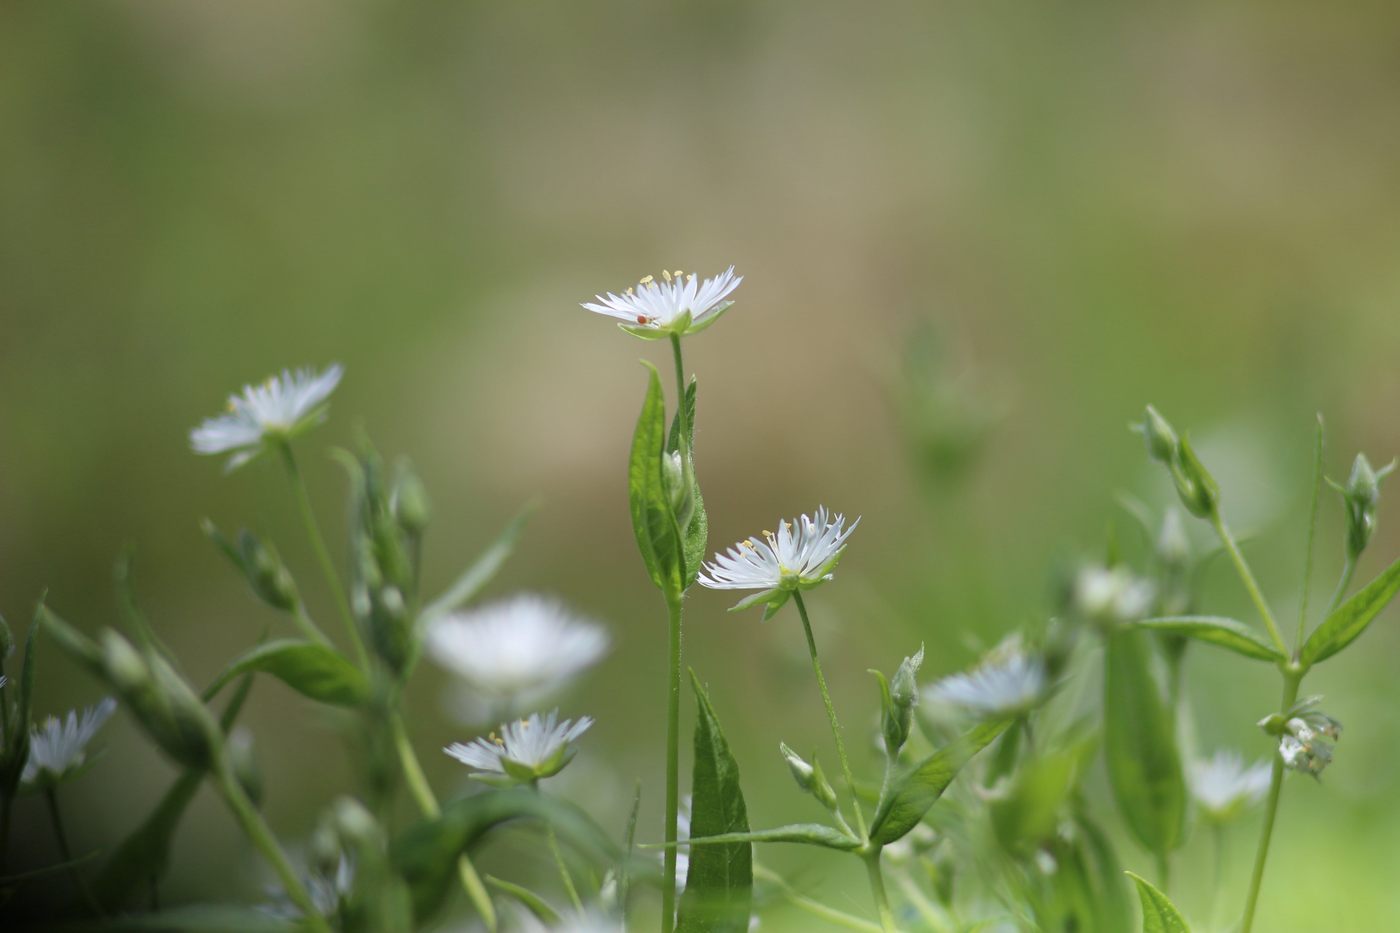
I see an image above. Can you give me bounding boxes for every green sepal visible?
[683,301,734,336]
[618,323,671,341]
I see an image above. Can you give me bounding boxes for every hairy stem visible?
[390,713,497,931]
[792,592,867,838]
[1209,511,1287,654]
[1241,669,1302,933]
[662,595,683,932]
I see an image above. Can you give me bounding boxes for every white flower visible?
[1072,564,1155,624]
[1190,750,1270,821]
[190,364,343,470]
[698,507,859,618]
[426,594,609,712]
[925,637,1048,719]
[582,266,741,338]
[22,697,117,788]
[445,710,593,784]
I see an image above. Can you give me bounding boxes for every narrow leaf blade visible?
[1126,871,1191,932]
[1302,554,1400,665]
[628,362,683,596]
[1135,616,1284,662]
[202,640,368,707]
[421,503,534,622]
[869,718,1011,845]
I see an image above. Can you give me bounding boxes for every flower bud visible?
[1155,507,1191,570]
[780,742,815,789]
[366,585,412,675]
[1335,453,1395,559]
[1138,406,1179,464]
[332,796,382,848]
[662,451,695,532]
[1171,435,1219,518]
[779,743,838,812]
[238,531,298,612]
[392,464,432,535]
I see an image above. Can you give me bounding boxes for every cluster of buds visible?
[1330,453,1395,560]
[1137,406,1219,519]
[1259,697,1342,778]
[779,743,839,813]
[348,449,428,676]
[875,645,924,756]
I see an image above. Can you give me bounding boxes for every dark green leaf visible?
[1104,631,1186,856]
[202,640,368,707]
[421,503,535,622]
[392,788,618,922]
[678,671,752,933]
[1127,871,1190,932]
[1135,616,1284,662]
[869,718,1011,845]
[1301,554,1400,665]
[672,823,861,852]
[628,362,684,597]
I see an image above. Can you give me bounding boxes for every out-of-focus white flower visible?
[22,698,116,788]
[426,594,609,715]
[190,364,343,470]
[445,710,592,785]
[925,637,1049,719]
[698,507,859,618]
[1072,564,1155,624]
[1190,750,1271,821]
[582,266,741,339]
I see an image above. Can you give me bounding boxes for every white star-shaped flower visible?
[190,364,343,470]
[925,637,1049,719]
[22,697,117,788]
[445,710,593,784]
[582,266,741,339]
[698,507,858,618]
[1190,750,1270,822]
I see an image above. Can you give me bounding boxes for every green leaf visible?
[678,671,753,932]
[1104,631,1186,856]
[1126,871,1190,932]
[628,361,684,597]
[485,875,561,925]
[202,639,369,707]
[392,788,618,922]
[1301,553,1400,665]
[671,823,861,852]
[667,377,709,590]
[1135,616,1284,662]
[420,503,534,622]
[1,614,40,797]
[1078,812,1134,933]
[617,780,642,917]
[989,745,1082,853]
[869,718,1011,846]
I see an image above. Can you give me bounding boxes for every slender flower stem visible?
[546,821,583,913]
[291,601,332,647]
[1155,850,1171,896]
[662,594,683,933]
[44,787,102,916]
[1209,822,1227,929]
[390,713,498,931]
[1326,554,1357,617]
[755,865,883,932]
[212,760,330,933]
[1209,512,1288,654]
[278,442,370,671]
[792,592,867,838]
[1295,421,1325,648]
[864,851,897,933]
[1241,669,1302,933]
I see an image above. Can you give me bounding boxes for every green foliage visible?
[202,640,369,707]
[1135,616,1284,662]
[869,718,1011,846]
[1103,631,1186,858]
[677,671,752,932]
[1126,871,1190,932]
[667,376,708,590]
[419,504,534,623]
[628,361,685,598]
[1301,553,1400,665]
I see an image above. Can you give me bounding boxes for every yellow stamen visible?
[662,270,673,283]
[639,275,654,285]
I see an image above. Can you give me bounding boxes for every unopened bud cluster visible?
[1332,453,1395,560]
[1136,406,1219,519]
[877,645,924,756]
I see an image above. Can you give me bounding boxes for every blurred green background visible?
[4,2,1400,929]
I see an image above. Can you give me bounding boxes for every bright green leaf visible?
[1127,871,1190,932]
[678,671,753,933]
[869,718,1011,846]
[1104,631,1186,857]
[202,639,368,707]
[628,362,684,597]
[1135,616,1284,662]
[1301,553,1400,665]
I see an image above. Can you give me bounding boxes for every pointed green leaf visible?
[1127,871,1190,932]
[1079,812,1134,933]
[869,718,1011,845]
[678,670,753,932]
[202,639,369,707]
[628,362,684,597]
[1301,553,1400,665]
[673,823,861,852]
[667,377,708,590]
[420,503,534,622]
[1104,631,1186,856]
[1134,616,1284,662]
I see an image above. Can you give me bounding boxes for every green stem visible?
[662,595,683,933]
[1155,850,1171,896]
[291,601,332,647]
[44,787,102,916]
[213,761,330,932]
[864,851,897,933]
[389,713,498,931]
[278,442,370,671]
[1208,822,1227,930]
[754,865,883,932]
[1241,669,1302,933]
[1209,512,1288,654]
[1295,420,1325,648]
[546,820,583,913]
[792,592,867,838]
[1326,553,1357,617]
